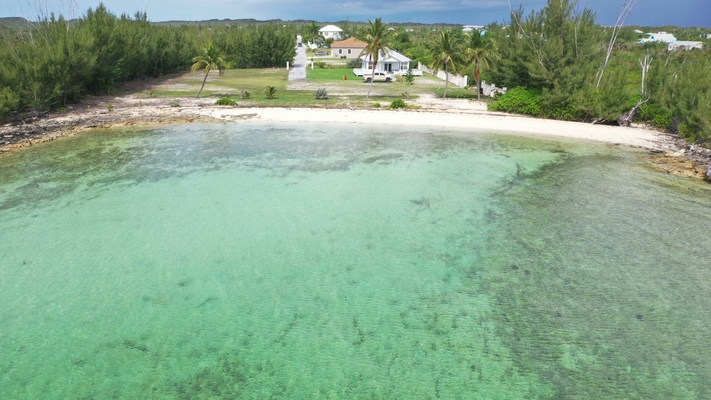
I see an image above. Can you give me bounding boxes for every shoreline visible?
[1,101,710,181]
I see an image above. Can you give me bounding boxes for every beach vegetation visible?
[461,30,499,100]
[488,87,542,116]
[314,88,329,100]
[390,99,407,109]
[169,99,180,107]
[215,97,237,106]
[424,30,462,99]
[264,86,277,99]
[191,44,228,98]
[0,87,20,122]
[373,102,381,108]
[357,18,393,100]
[403,67,415,85]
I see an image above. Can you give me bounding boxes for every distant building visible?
[668,41,703,51]
[638,32,677,44]
[331,38,367,59]
[319,25,342,40]
[462,25,484,32]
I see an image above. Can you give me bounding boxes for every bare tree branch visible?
[596,0,639,89]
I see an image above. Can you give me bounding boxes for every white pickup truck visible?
[362,71,394,83]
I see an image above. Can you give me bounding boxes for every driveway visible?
[288,46,307,82]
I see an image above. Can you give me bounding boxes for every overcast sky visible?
[1,0,708,27]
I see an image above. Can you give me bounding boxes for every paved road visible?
[288,46,307,82]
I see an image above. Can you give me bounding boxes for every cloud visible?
[1,0,707,26]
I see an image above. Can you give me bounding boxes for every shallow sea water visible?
[1,123,710,399]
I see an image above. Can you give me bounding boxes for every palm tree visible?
[306,22,320,44]
[426,30,461,99]
[191,43,227,98]
[358,18,392,100]
[463,30,499,100]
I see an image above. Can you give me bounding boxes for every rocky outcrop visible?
[0,103,222,152]
[649,135,711,182]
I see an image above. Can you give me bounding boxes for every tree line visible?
[0,4,295,121]
[482,0,711,143]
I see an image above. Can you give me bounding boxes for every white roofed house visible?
[639,32,677,44]
[358,47,418,76]
[668,41,703,51]
[319,25,343,40]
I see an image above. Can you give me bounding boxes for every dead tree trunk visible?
[596,0,639,89]
[639,52,652,95]
[618,97,649,127]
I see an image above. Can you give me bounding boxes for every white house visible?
[360,47,410,75]
[352,47,423,76]
[668,41,703,51]
[463,25,484,32]
[319,25,342,40]
[639,32,677,44]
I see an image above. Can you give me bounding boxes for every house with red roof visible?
[330,38,367,59]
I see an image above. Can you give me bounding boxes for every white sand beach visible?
[209,105,664,150]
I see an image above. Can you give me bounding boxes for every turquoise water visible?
[1,123,710,398]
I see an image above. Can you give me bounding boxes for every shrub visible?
[314,61,328,69]
[169,99,180,107]
[638,103,672,130]
[390,99,407,109]
[0,87,19,123]
[241,91,251,100]
[346,58,362,68]
[314,88,329,100]
[373,102,381,108]
[403,68,415,85]
[264,86,277,99]
[107,102,113,111]
[216,97,237,106]
[488,87,541,116]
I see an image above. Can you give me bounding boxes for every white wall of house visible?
[361,59,410,73]
[360,48,411,74]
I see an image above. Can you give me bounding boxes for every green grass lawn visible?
[307,68,359,82]
[140,67,482,108]
[149,68,290,98]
